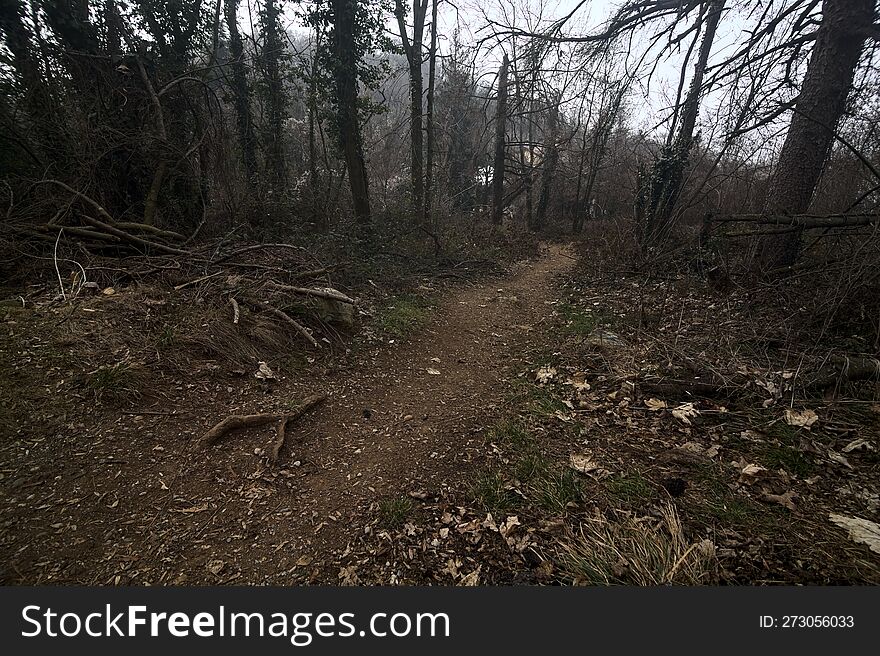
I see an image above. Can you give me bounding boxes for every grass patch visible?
[759,444,815,477]
[527,386,568,416]
[558,303,615,336]
[470,470,518,513]
[156,324,176,349]
[488,419,535,451]
[607,473,656,506]
[555,504,718,585]
[531,468,584,513]
[377,496,414,529]
[376,295,433,337]
[514,452,550,483]
[691,471,765,526]
[87,362,142,404]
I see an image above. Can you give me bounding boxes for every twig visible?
[173,271,222,291]
[200,413,282,447]
[53,228,66,301]
[213,243,306,265]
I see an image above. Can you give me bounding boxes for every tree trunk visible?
[644,0,724,245]
[424,0,439,227]
[225,0,257,180]
[331,0,371,227]
[762,0,876,268]
[262,0,286,184]
[491,54,509,226]
[395,0,428,224]
[534,98,559,231]
[308,29,325,230]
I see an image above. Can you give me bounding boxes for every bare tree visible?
[534,94,559,231]
[394,0,430,224]
[491,54,510,225]
[330,0,372,227]
[225,0,258,180]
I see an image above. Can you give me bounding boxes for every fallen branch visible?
[213,243,306,265]
[80,214,190,256]
[268,395,327,461]
[807,356,880,392]
[200,394,326,449]
[242,296,319,347]
[265,281,356,304]
[116,222,185,241]
[713,213,877,229]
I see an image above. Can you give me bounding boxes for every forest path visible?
[275,241,576,559]
[172,241,577,582]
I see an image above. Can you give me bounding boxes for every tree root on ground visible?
[200,394,327,454]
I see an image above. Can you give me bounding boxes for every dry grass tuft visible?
[554,503,718,585]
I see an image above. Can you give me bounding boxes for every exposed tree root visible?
[200,394,326,449]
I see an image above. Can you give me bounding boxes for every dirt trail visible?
[278,242,575,553]
[1,243,575,585]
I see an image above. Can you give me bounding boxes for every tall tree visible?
[534,96,559,231]
[641,0,725,245]
[394,0,429,224]
[328,0,372,227]
[424,0,439,226]
[762,0,878,268]
[261,0,287,184]
[225,0,258,180]
[491,54,509,226]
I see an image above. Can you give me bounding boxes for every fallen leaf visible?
[254,361,276,380]
[784,408,818,428]
[645,398,667,411]
[762,490,797,511]
[499,516,521,539]
[459,567,481,586]
[739,463,768,484]
[535,366,556,384]
[426,368,441,375]
[829,513,880,554]
[842,438,873,453]
[206,559,225,575]
[569,454,600,474]
[672,402,699,424]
